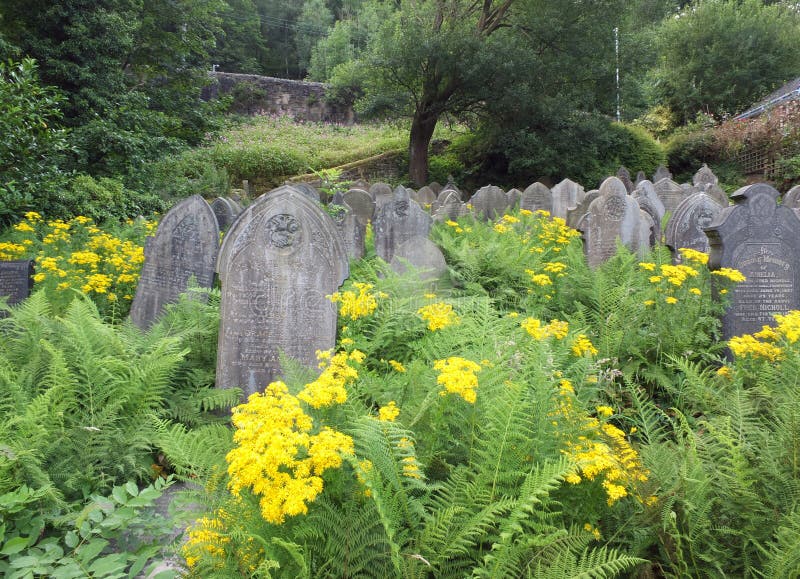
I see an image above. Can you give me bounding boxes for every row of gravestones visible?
[3,170,800,388]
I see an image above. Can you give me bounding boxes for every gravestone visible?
[211,197,240,231]
[567,189,599,230]
[506,188,522,210]
[784,184,800,208]
[637,209,656,248]
[469,185,508,221]
[290,182,321,202]
[374,186,432,262]
[414,185,437,206]
[330,204,366,261]
[635,171,646,186]
[552,178,585,219]
[216,185,349,396]
[429,181,443,195]
[653,165,672,183]
[343,189,376,223]
[654,178,688,215]
[390,236,449,284]
[330,191,345,206]
[581,177,646,268]
[0,260,34,318]
[616,166,635,193]
[704,185,729,208]
[705,183,800,340]
[633,180,666,241]
[665,192,723,261]
[432,191,469,222]
[520,182,553,215]
[130,195,219,329]
[369,182,393,199]
[693,163,718,189]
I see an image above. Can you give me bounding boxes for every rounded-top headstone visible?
[654,178,689,215]
[616,166,635,193]
[373,186,432,262]
[369,182,393,199]
[289,182,321,202]
[390,236,449,284]
[582,177,645,267]
[414,185,437,206]
[469,185,508,221]
[782,184,800,209]
[428,181,443,195]
[665,192,723,260]
[343,189,376,223]
[520,182,553,214]
[653,165,672,183]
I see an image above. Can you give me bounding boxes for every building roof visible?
[735,77,800,120]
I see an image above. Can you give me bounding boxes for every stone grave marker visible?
[633,180,666,241]
[211,197,240,231]
[784,184,800,208]
[616,166,635,193]
[343,189,375,223]
[552,178,585,219]
[653,165,672,183]
[330,204,365,261]
[654,178,688,215]
[469,185,508,221]
[693,163,718,189]
[130,195,219,329]
[665,192,723,261]
[567,189,599,230]
[506,188,522,210]
[705,183,800,340]
[374,186,432,262]
[369,182,393,199]
[390,236,449,284]
[290,182,321,202]
[637,209,656,248]
[0,260,33,318]
[581,177,646,268]
[432,190,469,222]
[414,185,437,207]
[429,181,443,195]
[520,182,553,215]
[216,185,349,396]
[635,171,646,185]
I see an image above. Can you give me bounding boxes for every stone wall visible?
[201,72,354,124]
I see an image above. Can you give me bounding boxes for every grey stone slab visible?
[706,183,800,340]
[581,177,646,268]
[0,259,33,318]
[653,165,672,183]
[428,181,443,195]
[784,184,800,208]
[390,236,449,284]
[343,189,375,223]
[330,204,366,261]
[211,197,241,231]
[635,171,646,185]
[413,185,437,206]
[617,166,635,193]
[432,191,469,222]
[374,186,432,262]
[567,189,599,230]
[469,185,508,221]
[704,184,729,207]
[216,185,349,397]
[506,188,521,210]
[633,180,666,241]
[369,182,393,199]
[665,192,723,261]
[552,178,585,219]
[290,182,321,202]
[654,178,690,215]
[693,163,718,188]
[520,182,553,215]
[130,195,219,329]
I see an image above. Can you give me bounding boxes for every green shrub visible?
[58,175,166,222]
[665,129,717,182]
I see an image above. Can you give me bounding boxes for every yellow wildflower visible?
[417,302,459,331]
[378,401,400,422]
[388,360,406,373]
[433,357,482,404]
[571,335,598,357]
[712,268,746,283]
[678,247,709,265]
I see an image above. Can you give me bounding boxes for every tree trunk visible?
[409,110,438,187]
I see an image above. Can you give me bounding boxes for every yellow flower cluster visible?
[433,357,482,403]
[226,381,354,525]
[0,242,26,260]
[678,247,709,265]
[182,515,230,569]
[329,282,384,320]
[378,400,400,421]
[536,216,581,250]
[397,437,423,479]
[571,334,598,357]
[417,302,459,331]
[554,383,649,506]
[774,311,800,343]
[726,312,800,362]
[521,317,569,340]
[525,269,553,286]
[728,334,783,361]
[712,267,746,283]
[388,360,406,373]
[445,220,471,234]
[299,349,363,408]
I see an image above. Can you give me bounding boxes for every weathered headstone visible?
[390,236,449,284]
[414,185,437,206]
[343,189,376,223]
[616,166,635,194]
[374,186,432,262]
[704,184,729,208]
[693,163,718,189]
[637,209,656,248]
[520,182,553,215]
[130,195,219,329]
[428,181,443,195]
[653,165,672,183]
[291,182,321,202]
[633,180,666,241]
[551,178,585,219]
[567,189,599,230]
[635,171,647,186]
[581,177,646,268]
[432,190,469,222]
[506,188,522,210]
[0,260,33,317]
[706,183,800,340]
[211,197,241,231]
[784,184,800,208]
[330,204,366,261]
[216,185,349,396]
[665,192,723,261]
[369,182,393,199]
[654,178,688,215]
[469,185,508,221]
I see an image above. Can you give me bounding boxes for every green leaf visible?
[64,531,78,549]
[124,482,139,497]
[1,536,31,556]
[87,553,127,576]
[111,487,127,504]
[9,555,40,568]
[76,538,109,563]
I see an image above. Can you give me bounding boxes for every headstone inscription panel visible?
[0,260,34,317]
[130,195,219,329]
[216,185,349,396]
[705,183,800,339]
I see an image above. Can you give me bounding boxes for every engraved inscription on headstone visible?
[331,204,366,260]
[665,192,723,261]
[520,182,553,215]
[706,183,800,339]
[581,177,645,268]
[216,185,349,396]
[130,195,219,329]
[390,236,449,284]
[0,260,34,317]
[654,178,688,215]
[374,186,432,262]
[552,178,585,219]
[433,191,469,222]
[469,185,508,221]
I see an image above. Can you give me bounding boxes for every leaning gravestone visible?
[705,183,800,340]
[390,236,449,284]
[506,188,522,210]
[469,185,508,221]
[665,192,724,261]
[130,195,219,329]
[211,197,242,231]
[633,180,666,240]
[374,187,432,262]
[654,178,688,215]
[567,190,599,230]
[782,184,800,209]
[616,166,635,194]
[0,260,34,318]
[216,185,349,396]
[520,182,554,215]
[581,177,646,268]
